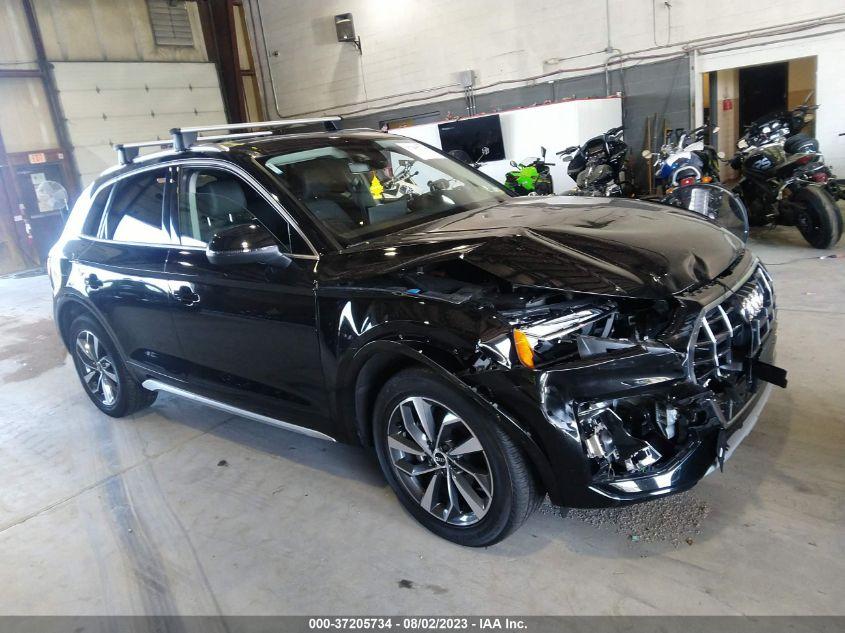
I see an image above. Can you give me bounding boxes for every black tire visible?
[373,368,542,546]
[793,186,842,249]
[68,314,157,417]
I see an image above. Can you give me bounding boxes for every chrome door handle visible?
[173,286,200,306]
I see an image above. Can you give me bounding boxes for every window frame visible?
[170,160,318,259]
[79,159,318,260]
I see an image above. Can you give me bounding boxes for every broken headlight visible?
[513,304,616,368]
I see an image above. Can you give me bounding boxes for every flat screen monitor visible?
[438,115,505,163]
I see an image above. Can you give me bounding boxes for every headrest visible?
[196,177,247,218]
[292,159,353,199]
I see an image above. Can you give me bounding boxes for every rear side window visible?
[101,169,171,244]
[81,184,114,236]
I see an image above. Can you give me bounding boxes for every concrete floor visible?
[1,226,843,616]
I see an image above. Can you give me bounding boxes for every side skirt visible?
[141,379,336,443]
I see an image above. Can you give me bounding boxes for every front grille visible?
[691,266,775,384]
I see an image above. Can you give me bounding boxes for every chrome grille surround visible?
[688,264,776,385]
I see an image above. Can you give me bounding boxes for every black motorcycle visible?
[557,126,630,196]
[730,104,842,248]
[737,101,842,201]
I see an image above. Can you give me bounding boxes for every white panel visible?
[52,62,227,185]
[392,97,622,194]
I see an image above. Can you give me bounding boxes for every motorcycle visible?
[503,147,554,195]
[447,146,490,169]
[380,159,424,200]
[557,126,630,196]
[730,102,843,249]
[643,125,723,189]
[737,97,843,201]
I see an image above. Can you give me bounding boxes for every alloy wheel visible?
[75,330,120,406]
[386,396,493,526]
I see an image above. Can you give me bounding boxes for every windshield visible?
[261,137,510,244]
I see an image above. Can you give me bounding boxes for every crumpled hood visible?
[319,196,745,299]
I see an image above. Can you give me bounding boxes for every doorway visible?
[702,56,816,181]
[739,62,787,130]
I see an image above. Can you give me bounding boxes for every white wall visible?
[394,97,622,193]
[251,0,845,118]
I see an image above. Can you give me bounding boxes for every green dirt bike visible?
[504,147,554,195]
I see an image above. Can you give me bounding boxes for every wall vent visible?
[147,0,194,47]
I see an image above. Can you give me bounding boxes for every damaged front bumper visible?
[465,261,784,508]
[587,380,774,503]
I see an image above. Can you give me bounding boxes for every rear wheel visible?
[793,186,842,249]
[68,315,157,417]
[373,368,541,546]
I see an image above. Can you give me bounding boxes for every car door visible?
[163,162,331,435]
[74,166,184,377]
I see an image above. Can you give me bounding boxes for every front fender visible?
[337,338,560,502]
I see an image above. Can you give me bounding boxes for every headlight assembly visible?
[513,305,616,368]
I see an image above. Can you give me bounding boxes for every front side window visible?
[101,169,170,244]
[176,167,309,254]
[261,137,510,245]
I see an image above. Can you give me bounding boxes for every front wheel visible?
[793,186,843,249]
[373,369,542,546]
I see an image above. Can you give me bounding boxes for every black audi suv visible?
[49,122,784,545]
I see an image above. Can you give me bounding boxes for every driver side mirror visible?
[510,160,518,168]
[206,223,290,267]
[481,146,490,156]
[641,149,653,159]
[540,146,547,158]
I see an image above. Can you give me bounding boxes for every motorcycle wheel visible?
[793,186,843,249]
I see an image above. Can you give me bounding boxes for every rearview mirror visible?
[641,149,652,159]
[717,150,726,159]
[206,223,290,267]
[481,146,490,156]
[348,162,374,173]
[712,126,720,134]
[510,160,518,168]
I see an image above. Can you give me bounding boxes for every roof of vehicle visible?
[94,127,393,187]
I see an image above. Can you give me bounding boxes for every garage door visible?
[52,61,227,185]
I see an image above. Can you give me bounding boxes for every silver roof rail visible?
[113,116,342,165]
[171,117,342,151]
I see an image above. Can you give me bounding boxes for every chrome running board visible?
[142,379,336,442]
